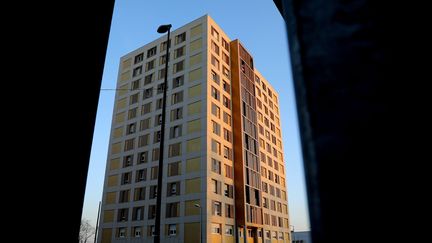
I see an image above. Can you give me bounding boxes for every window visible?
[169,125,182,138]
[222,53,229,64]
[263,197,269,208]
[132,206,144,221]
[212,120,220,135]
[211,103,220,118]
[148,225,155,237]
[211,27,219,40]
[133,66,142,77]
[168,142,181,157]
[123,155,133,167]
[151,166,158,180]
[174,46,185,59]
[211,70,220,84]
[138,134,149,147]
[143,88,153,99]
[173,60,184,73]
[172,75,184,88]
[156,98,163,110]
[119,190,129,203]
[158,68,166,80]
[223,66,229,78]
[225,164,233,179]
[222,38,229,51]
[211,55,220,70]
[129,93,139,105]
[154,130,161,143]
[170,107,183,121]
[142,102,151,114]
[138,151,148,164]
[144,73,153,85]
[155,114,162,126]
[211,139,221,155]
[223,96,231,108]
[160,39,171,51]
[168,224,177,236]
[212,201,222,216]
[118,208,129,222]
[134,53,144,64]
[134,187,145,201]
[262,182,268,193]
[211,158,221,174]
[128,107,137,120]
[171,91,183,104]
[225,225,233,235]
[131,79,140,90]
[223,146,232,160]
[212,179,221,194]
[223,128,232,142]
[168,161,181,177]
[133,226,142,238]
[211,41,220,55]
[223,112,231,126]
[167,181,180,196]
[148,205,156,219]
[159,54,169,65]
[175,32,186,44]
[145,60,155,71]
[211,86,220,100]
[136,169,146,182]
[223,81,230,93]
[225,204,234,218]
[117,227,126,238]
[211,223,221,234]
[149,186,158,199]
[121,172,131,184]
[127,123,136,135]
[147,46,157,58]
[224,184,234,198]
[166,202,179,218]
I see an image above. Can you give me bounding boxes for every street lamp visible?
[154,23,172,243]
[194,204,203,243]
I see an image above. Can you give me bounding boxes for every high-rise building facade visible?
[98,15,291,243]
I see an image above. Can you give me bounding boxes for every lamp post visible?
[194,204,203,243]
[290,225,295,242]
[154,23,172,243]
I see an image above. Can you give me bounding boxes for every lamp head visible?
[194,204,201,208]
[157,24,172,33]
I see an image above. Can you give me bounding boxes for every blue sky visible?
[82,0,310,232]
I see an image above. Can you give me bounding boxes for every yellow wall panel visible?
[186,157,200,173]
[122,58,132,70]
[190,24,202,37]
[187,119,201,134]
[212,234,222,243]
[120,70,130,83]
[184,223,200,242]
[188,67,202,82]
[109,158,120,170]
[101,228,112,243]
[187,101,201,115]
[184,199,200,216]
[111,142,121,154]
[113,127,123,139]
[189,52,202,66]
[114,112,125,124]
[224,236,235,243]
[103,210,114,223]
[105,192,116,204]
[185,178,201,194]
[190,38,203,52]
[116,98,127,111]
[118,84,128,96]
[188,84,202,98]
[107,175,118,187]
[186,137,201,153]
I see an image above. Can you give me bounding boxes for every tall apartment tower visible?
[98,15,291,243]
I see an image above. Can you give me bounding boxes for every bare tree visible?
[79,219,95,243]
